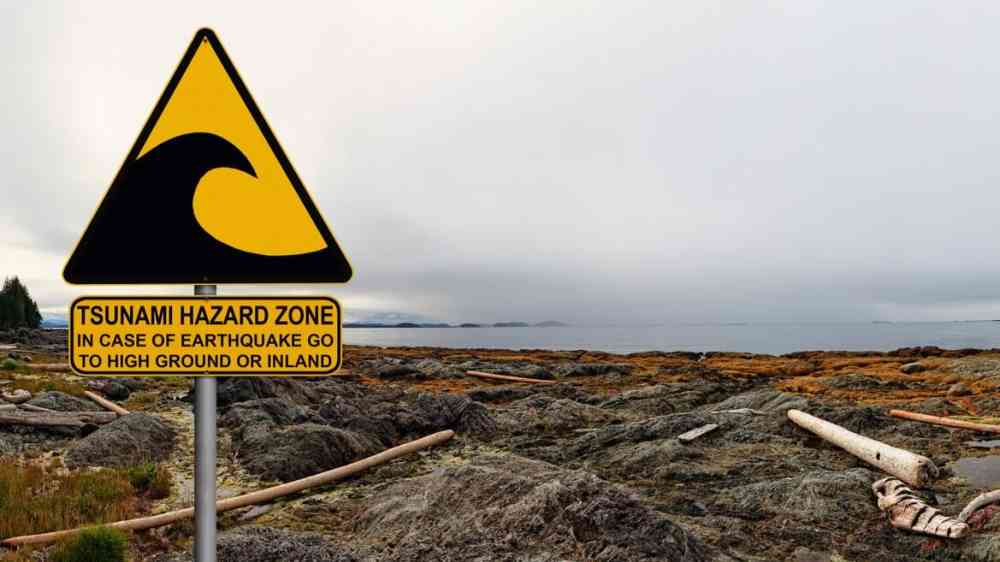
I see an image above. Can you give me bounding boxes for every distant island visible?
[343,320,568,329]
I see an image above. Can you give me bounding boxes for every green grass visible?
[50,527,128,562]
[9,376,87,396]
[123,462,172,500]
[0,460,135,541]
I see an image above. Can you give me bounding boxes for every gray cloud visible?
[4,2,1000,323]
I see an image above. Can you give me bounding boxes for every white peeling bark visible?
[959,489,1000,522]
[677,424,719,442]
[1,389,31,404]
[873,477,969,538]
[787,409,938,488]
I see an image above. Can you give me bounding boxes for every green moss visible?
[123,462,172,499]
[50,527,127,562]
[0,359,17,371]
[123,462,156,493]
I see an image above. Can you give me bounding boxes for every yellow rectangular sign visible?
[69,297,341,376]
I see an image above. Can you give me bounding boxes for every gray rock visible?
[221,398,310,432]
[456,359,556,380]
[557,362,633,377]
[412,358,462,379]
[213,377,320,408]
[901,362,927,374]
[467,383,600,405]
[565,411,723,460]
[354,453,708,561]
[318,387,497,444]
[239,423,382,482]
[375,364,421,379]
[700,389,807,414]
[150,527,358,562]
[714,468,876,524]
[964,535,1000,562]
[0,434,18,455]
[496,395,624,433]
[101,382,131,401]
[791,548,835,562]
[116,378,147,391]
[600,382,749,416]
[66,413,176,468]
[27,391,102,412]
[950,357,1000,380]
[821,373,897,390]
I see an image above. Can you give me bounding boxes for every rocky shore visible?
[3,330,1000,561]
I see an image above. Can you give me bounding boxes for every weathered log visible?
[19,403,56,413]
[959,489,1000,522]
[708,408,765,416]
[0,411,117,428]
[0,404,15,412]
[677,423,719,443]
[464,370,558,385]
[889,409,1000,434]
[787,409,938,487]
[84,391,130,416]
[1,389,31,404]
[24,363,70,371]
[873,477,969,538]
[1,429,456,547]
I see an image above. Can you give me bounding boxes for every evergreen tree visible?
[0,277,42,329]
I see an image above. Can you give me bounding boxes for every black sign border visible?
[63,28,353,284]
[69,296,343,377]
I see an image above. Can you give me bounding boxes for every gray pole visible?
[193,284,217,562]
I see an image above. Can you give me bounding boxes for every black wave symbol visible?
[64,132,350,283]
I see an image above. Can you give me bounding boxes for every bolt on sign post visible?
[62,29,352,562]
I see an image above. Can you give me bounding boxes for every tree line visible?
[0,277,42,329]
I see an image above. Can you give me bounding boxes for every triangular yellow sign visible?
[64,28,352,284]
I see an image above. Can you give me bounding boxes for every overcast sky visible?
[3,2,1000,324]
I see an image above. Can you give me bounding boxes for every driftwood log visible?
[678,424,719,443]
[19,403,56,414]
[84,391,130,416]
[959,489,1000,522]
[787,409,939,487]
[1,390,31,404]
[1,429,455,547]
[889,409,1000,434]
[873,477,969,538]
[25,363,70,371]
[0,404,15,412]
[464,370,558,385]
[0,411,117,428]
[0,410,118,427]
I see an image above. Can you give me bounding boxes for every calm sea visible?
[343,322,1000,355]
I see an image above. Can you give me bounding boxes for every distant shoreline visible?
[344,321,569,329]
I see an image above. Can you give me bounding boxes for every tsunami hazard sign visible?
[69,297,341,376]
[63,29,352,284]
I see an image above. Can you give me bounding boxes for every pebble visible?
[948,383,972,397]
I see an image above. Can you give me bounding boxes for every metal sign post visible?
[193,284,216,562]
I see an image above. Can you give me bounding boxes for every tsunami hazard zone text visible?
[69,296,341,376]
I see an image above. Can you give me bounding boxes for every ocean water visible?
[343,322,1000,355]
